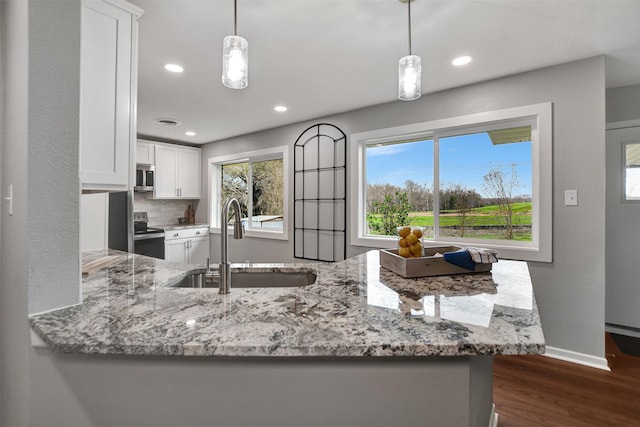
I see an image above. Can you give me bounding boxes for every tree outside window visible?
[221,158,284,230]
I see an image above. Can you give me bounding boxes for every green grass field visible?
[368,202,532,241]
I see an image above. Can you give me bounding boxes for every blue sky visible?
[366,132,532,198]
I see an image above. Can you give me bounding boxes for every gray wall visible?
[606,84,640,123]
[0,0,4,420]
[202,57,608,358]
[1,0,81,425]
[1,1,31,425]
[27,0,81,314]
[28,350,491,427]
[605,84,640,333]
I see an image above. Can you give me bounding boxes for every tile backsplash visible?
[134,192,200,226]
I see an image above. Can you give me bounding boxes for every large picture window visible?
[352,103,552,262]
[209,146,289,239]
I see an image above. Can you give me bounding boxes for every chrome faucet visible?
[219,198,244,294]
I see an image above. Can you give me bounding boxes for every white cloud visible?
[367,144,408,157]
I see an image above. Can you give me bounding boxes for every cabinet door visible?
[164,238,188,264]
[154,144,179,198]
[79,1,134,190]
[178,147,201,199]
[188,236,210,265]
[136,141,155,165]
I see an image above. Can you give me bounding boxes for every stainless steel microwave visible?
[134,166,154,192]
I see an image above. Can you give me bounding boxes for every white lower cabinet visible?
[164,227,209,265]
[187,236,210,265]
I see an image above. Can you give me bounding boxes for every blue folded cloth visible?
[443,249,476,270]
[443,247,498,270]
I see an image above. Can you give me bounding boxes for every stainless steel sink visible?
[167,269,317,289]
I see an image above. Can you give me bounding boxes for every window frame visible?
[350,103,552,262]
[208,145,289,240]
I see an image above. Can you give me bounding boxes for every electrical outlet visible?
[564,189,578,206]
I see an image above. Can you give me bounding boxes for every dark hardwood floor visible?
[493,333,640,427]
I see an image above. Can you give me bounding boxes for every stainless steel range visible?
[133,212,165,259]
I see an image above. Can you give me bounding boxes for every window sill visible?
[351,235,550,263]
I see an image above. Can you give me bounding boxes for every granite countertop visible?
[157,223,209,231]
[29,250,545,357]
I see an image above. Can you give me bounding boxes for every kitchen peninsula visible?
[30,250,545,427]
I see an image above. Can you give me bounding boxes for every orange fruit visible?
[410,243,422,257]
[398,247,411,258]
[398,227,411,238]
[406,234,418,245]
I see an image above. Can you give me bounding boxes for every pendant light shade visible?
[222,35,248,89]
[398,0,421,101]
[222,0,248,89]
[398,54,421,101]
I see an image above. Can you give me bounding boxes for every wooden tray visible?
[379,246,492,278]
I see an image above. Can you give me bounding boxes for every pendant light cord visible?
[234,0,238,36]
[407,0,412,55]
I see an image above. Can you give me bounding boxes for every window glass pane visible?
[625,143,640,201]
[250,158,284,230]
[221,162,249,224]
[439,127,532,241]
[365,139,434,237]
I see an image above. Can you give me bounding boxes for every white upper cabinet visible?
[154,144,179,198]
[136,140,155,165]
[79,0,143,191]
[178,147,201,198]
[154,143,201,199]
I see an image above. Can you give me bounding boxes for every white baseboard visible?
[543,346,610,371]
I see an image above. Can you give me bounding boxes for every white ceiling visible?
[133,0,640,145]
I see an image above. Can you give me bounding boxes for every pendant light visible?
[222,0,248,89]
[398,0,421,101]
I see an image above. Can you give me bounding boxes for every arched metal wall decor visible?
[293,123,347,261]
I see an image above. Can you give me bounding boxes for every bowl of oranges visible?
[396,226,425,258]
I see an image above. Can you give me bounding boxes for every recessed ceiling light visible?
[452,56,472,66]
[164,63,184,73]
[274,105,288,112]
[185,131,196,136]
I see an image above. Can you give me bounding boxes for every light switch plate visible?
[564,189,578,206]
[4,184,13,215]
